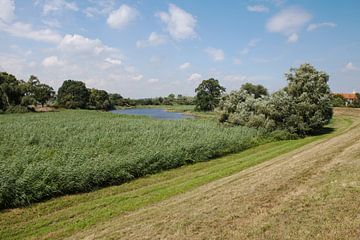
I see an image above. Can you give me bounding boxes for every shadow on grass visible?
[310,127,335,136]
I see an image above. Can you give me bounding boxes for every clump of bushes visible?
[219,64,333,135]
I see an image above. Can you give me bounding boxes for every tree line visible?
[0,72,196,113]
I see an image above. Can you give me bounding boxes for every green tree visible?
[0,72,23,110]
[58,80,90,109]
[195,78,226,111]
[33,84,54,106]
[240,83,268,98]
[89,88,113,110]
[331,94,346,107]
[284,63,333,133]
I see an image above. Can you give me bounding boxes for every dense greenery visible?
[0,110,273,209]
[240,82,268,98]
[0,73,54,113]
[195,78,226,111]
[219,64,333,135]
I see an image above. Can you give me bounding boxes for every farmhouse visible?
[333,91,358,105]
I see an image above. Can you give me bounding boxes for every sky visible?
[0,0,359,98]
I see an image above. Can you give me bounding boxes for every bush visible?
[219,64,333,135]
[5,105,31,113]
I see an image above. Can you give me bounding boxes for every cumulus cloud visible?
[59,34,115,55]
[241,38,261,54]
[83,0,116,17]
[156,4,197,40]
[307,22,337,31]
[41,0,78,15]
[205,48,225,61]
[247,5,269,13]
[179,62,191,70]
[0,0,15,23]
[287,33,298,43]
[148,78,159,83]
[344,62,359,71]
[105,57,122,65]
[188,73,202,81]
[0,1,62,44]
[136,32,167,48]
[132,74,143,81]
[266,7,311,41]
[107,4,138,29]
[42,55,66,67]
[0,21,62,43]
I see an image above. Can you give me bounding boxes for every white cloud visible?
[179,62,191,70]
[0,21,62,43]
[105,57,122,65]
[148,78,159,83]
[241,38,261,54]
[188,73,202,81]
[205,48,225,61]
[287,33,298,43]
[107,4,138,29]
[42,0,78,15]
[136,32,167,48]
[83,0,115,17]
[132,74,143,81]
[0,0,15,23]
[59,34,114,55]
[247,5,269,13]
[157,4,197,40]
[307,22,337,31]
[266,7,311,40]
[42,19,61,28]
[42,55,66,67]
[344,62,359,71]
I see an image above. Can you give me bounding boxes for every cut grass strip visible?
[0,116,352,240]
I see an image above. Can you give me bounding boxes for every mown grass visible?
[0,115,352,240]
[0,109,270,209]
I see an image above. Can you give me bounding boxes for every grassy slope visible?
[0,114,352,239]
[77,108,359,240]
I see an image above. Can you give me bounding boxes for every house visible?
[333,91,358,106]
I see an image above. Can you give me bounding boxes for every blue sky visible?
[0,0,359,98]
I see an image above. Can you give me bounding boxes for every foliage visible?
[89,88,113,110]
[0,110,270,209]
[219,64,333,135]
[240,82,268,98]
[0,72,24,110]
[195,78,226,111]
[58,80,90,109]
[331,94,346,107]
[5,105,32,113]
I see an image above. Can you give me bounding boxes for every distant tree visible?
[34,84,54,106]
[109,93,123,106]
[351,93,360,108]
[89,88,113,110]
[58,80,90,109]
[195,78,226,111]
[331,94,346,107]
[240,83,268,98]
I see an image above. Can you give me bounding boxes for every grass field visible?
[0,110,353,239]
[0,109,270,209]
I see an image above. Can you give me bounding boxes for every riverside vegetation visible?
[0,110,274,209]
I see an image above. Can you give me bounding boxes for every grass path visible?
[0,109,354,239]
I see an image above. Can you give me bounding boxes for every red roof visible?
[335,93,357,100]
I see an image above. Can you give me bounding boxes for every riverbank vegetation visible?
[0,110,275,209]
